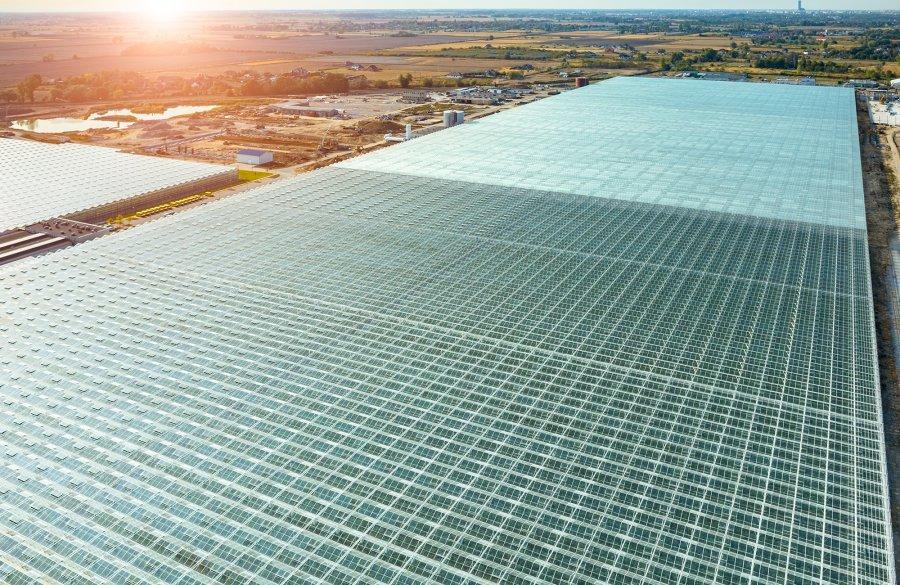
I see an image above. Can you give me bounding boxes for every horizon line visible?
[2,7,899,13]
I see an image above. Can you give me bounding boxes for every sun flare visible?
[137,0,183,23]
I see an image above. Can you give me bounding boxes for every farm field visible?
[320,56,562,82]
[0,36,490,87]
[384,31,736,53]
[203,32,488,54]
[0,11,490,87]
[151,55,554,84]
[0,11,749,92]
[0,51,282,87]
[612,33,736,50]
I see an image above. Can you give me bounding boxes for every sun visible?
[137,0,183,23]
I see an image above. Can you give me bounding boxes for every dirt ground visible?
[858,100,900,577]
[8,89,503,168]
[887,128,900,172]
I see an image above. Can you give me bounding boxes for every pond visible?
[10,105,219,134]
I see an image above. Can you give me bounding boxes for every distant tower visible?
[797,0,805,12]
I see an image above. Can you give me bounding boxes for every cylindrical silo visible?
[455,110,465,125]
[443,110,455,128]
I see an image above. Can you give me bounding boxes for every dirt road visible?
[859,101,900,576]
[885,127,900,180]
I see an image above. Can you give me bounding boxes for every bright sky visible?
[2,0,898,11]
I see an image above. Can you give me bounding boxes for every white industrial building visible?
[270,101,344,118]
[869,100,900,126]
[236,148,274,166]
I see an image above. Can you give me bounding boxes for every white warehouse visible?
[236,148,274,165]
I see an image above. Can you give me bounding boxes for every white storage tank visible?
[443,110,456,128]
[455,110,465,125]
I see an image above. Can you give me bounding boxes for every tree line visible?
[238,73,350,96]
[1,70,357,103]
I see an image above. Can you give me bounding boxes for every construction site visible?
[2,87,552,172]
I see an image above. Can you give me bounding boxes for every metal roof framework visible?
[0,78,892,585]
[0,139,232,233]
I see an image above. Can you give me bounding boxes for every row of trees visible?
[661,49,726,71]
[0,70,359,103]
[753,53,851,73]
[659,45,887,78]
[15,74,42,102]
[239,73,350,97]
[4,71,156,103]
